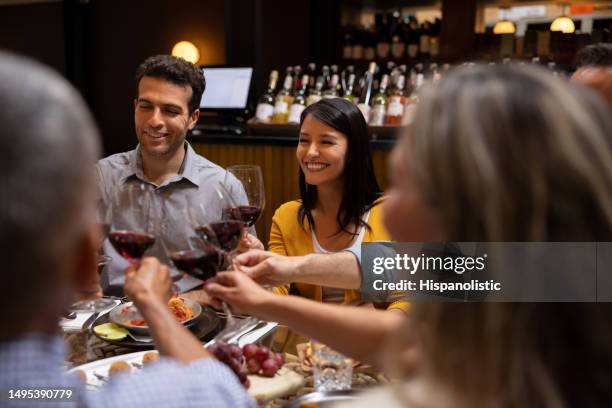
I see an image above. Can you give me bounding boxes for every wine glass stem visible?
[222,301,235,325]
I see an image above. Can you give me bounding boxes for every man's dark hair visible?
[135,55,205,114]
[575,43,612,68]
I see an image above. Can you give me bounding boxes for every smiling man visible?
[97,55,249,294]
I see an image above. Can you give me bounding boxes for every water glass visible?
[311,341,353,391]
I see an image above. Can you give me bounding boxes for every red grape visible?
[246,358,261,374]
[254,346,270,362]
[243,343,258,359]
[230,344,243,359]
[273,352,284,366]
[261,359,279,377]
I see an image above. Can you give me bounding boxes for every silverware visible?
[126,331,154,343]
[82,312,99,332]
[234,321,267,344]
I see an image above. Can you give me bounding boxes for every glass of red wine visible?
[108,182,157,268]
[223,165,265,237]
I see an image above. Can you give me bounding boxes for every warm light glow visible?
[171,41,200,64]
[550,16,575,33]
[493,20,516,34]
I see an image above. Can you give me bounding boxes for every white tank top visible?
[312,210,371,304]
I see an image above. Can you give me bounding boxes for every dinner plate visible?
[109,298,201,334]
[93,307,220,348]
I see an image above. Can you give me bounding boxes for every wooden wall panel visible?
[192,142,390,246]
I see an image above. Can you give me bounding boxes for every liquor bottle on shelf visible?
[306,76,324,106]
[352,30,364,60]
[390,13,406,60]
[385,74,405,125]
[272,70,294,124]
[375,13,391,60]
[403,71,424,126]
[364,27,376,61]
[357,62,376,122]
[293,65,302,90]
[254,70,279,123]
[342,32,353,60]
[306,63,317,88]
[407,17,420,60]
[369,74,389,126]
[288,74,309,124]
[323,72,339,99]
[420,21,431,59]
[342,73,356,103]
[429,18,441,58]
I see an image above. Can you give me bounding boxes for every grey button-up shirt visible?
[96,142,249,290]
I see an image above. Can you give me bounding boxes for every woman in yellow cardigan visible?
[269,98,408,309]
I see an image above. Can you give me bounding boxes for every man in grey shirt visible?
[97,55,249,294]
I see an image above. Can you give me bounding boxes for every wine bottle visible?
[254,70,278,123]
[420,21,431,59]
[306,76,324,106]
[342,73,356,103]
[369,74,389,126]
[357,62,376,122]
[407,17,420,60]
[375,13,391,60]
[385,74,405,125]
[323,73,339,99]
[272,71,293,124]
[391,13,406,60]
[288,74,309,124]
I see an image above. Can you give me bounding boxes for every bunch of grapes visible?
[206,343,285,388]
[242,343,284,377]
[207,343,250,388]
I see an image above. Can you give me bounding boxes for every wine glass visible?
[191,185,257,339]
[223,165,265,236]
[108,181,157,268]
[164,199,224,283]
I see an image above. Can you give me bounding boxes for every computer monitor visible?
[199,67,253,110]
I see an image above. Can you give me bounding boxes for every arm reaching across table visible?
[204,271,404,366]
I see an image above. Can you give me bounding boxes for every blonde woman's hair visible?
[392,65,612,407]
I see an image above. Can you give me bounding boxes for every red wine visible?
[109,230,155,260]
[196,220,243,252]
[169,249,222,281]
[223,206,262,227]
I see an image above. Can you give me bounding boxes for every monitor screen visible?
[199,67,253,109]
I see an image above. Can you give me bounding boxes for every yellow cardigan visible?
[268,199,409,312]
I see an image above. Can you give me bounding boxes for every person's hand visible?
[124,257,172,305]
[203,271,274,315]
[236,233,264,253]
[232,249,302,286]
[180,289,214,306]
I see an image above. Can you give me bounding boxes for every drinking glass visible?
[223,165,265,235]
[311,340,354,392]
[108,182,157,268]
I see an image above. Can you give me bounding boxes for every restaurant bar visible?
[1,0,611,406]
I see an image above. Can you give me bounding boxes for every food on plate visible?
[73,369,87,383]
[142,351,160,365]
[121,297,194,326]
[108,360,132,377]
[167,297,195,322]
[206,342,285,388]
[93,323,128,340]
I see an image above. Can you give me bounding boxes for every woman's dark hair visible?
[297,98,382,235]
[135,55,205,114]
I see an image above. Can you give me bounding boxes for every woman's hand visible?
[237,233,264,253]
[203,271,274,315]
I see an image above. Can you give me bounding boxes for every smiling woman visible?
[267,98,408,351]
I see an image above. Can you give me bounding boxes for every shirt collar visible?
[120,142,200,187]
